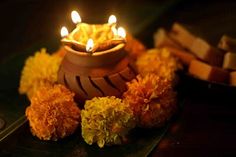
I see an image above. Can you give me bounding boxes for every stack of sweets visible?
[218,35,236,86]
[154,22,236,86]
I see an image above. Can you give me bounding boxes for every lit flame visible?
[108,15,117,24]
[71,10,81,24]
[117,27,126,38]
[86,38,94,52]
[60,26,69,37]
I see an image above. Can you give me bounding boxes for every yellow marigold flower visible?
[136,48,182,81]
[25,84,81,141]
[81,96,135,148]
[123,74,177,128]
[19,48,62,98]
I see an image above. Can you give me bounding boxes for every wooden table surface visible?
[1,0,236,156]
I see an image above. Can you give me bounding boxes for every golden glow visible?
[108,15,117,24]
[60,26,69,37]
[71,10,81,24]
[86,38,94,52]
[117,27,126,38]
[112,27,117,36]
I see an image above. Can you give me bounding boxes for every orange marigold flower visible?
[136,48,182,81]
[123,74,177,128]
[125,33,146,60]
[25,84,81,141]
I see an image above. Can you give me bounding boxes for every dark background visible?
[1,0,236,156]
[1,0,236,60]
[0,0,170,60]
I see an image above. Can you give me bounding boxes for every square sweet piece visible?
[190,38,224,66]
[154,28,182,49]
[218,35,236,53]
[230,71,236,86]
[169,23,196,49]
[165,47,196,65]
[189,60,229,83]
[223,52,236,70]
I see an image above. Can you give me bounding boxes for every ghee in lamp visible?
[58,23,136,101]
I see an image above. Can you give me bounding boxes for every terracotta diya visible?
[58,22,137,101]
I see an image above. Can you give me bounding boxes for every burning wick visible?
[71,10,81,24]
[109,15,117,37]
[60,26,86,50]
[86,38,94,53]
[117,27,126,39]
[60,26,69,37]
[108,15,117,24]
